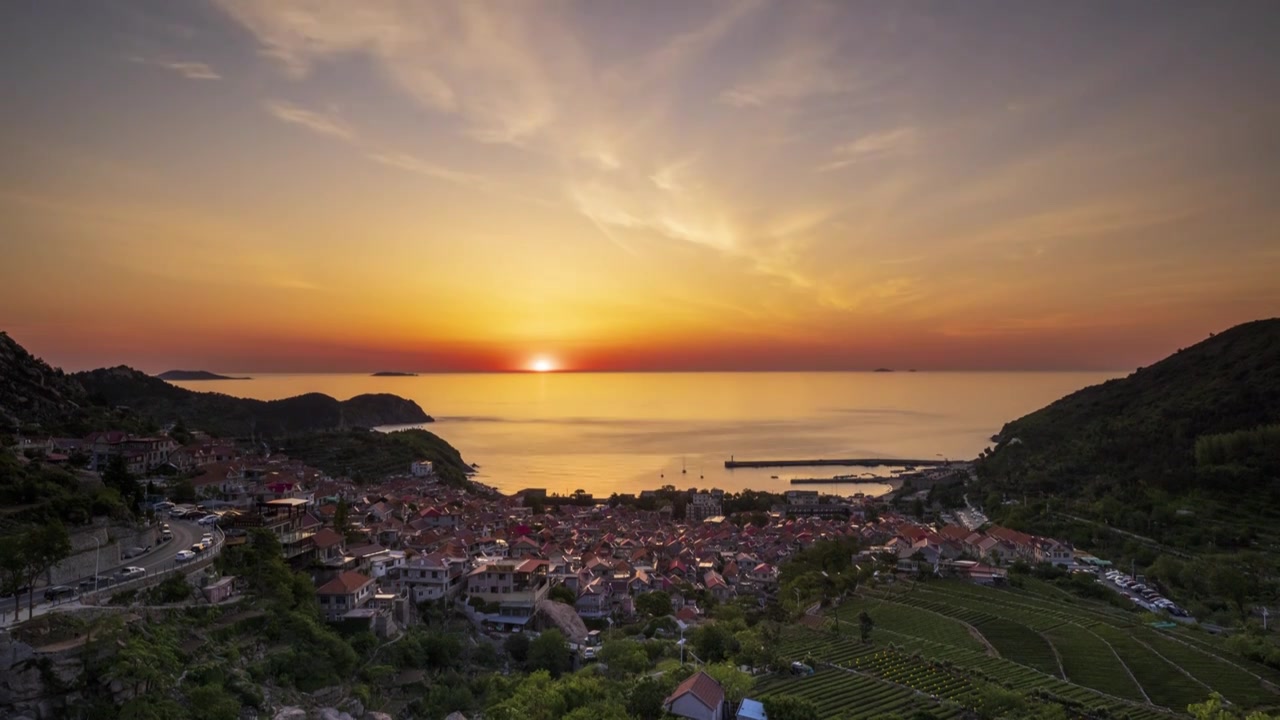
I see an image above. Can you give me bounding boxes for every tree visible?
[634,590,673,618]
[333,499,351,538]
[0,534,27,623]
[527,629,571,678]
[22,522,71,619]
[548,584,577,605]
[599,639,649,678]
[626,676,670,720]
[691,623,738,663]
[858,610,874,643]
[504,632,531,663]
[103,454,142,510]
[169,478,197,504]
[703,662,754,710]
[763,695,820,720]
[1188,692,1280,720]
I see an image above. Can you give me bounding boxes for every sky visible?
[1,1,1278,373]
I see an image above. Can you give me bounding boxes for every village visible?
[9,431,1091,637]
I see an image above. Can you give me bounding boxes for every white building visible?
[410,460,435,478]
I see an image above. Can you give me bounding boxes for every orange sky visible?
[1,3,1278,372]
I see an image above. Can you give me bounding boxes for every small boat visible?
[770,475,779,479]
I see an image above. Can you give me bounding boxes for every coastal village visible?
[9,429,1084,643]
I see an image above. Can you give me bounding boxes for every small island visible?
[372,371,418,377]
[873,368,894,373]
[156,370,250,381]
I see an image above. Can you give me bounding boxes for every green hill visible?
[977,318,1280,611]
[75,366,431,438]
[979,318,1280,502]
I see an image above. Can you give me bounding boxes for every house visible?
[1034,539,1074,568]
[399,553,465,603]
[316,571,376,621]
[664,670,725,720]
[688,493,722,522]
[575,578,612,619]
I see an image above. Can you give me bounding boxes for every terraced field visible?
[749,580,1280,718]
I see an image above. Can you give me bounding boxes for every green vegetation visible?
[978,320,1280,553]
[279,427,477,489]
[0,451,129,526]
[0,521,72,622]
[1195,424,1280,475]
[76,366,431,438]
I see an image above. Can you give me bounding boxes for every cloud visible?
[366,152,479,186]
[264,101,354,141]
[819,127,918,171]
[131,57,221,80]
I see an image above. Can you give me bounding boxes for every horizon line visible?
[158,367,1135,376]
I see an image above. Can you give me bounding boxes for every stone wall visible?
[46,523,158,586]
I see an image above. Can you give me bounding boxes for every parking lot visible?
[1097,569,1190,618]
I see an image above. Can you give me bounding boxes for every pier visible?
[789,477,893,485]
[724,457,950,469]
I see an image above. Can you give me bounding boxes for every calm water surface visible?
[173,372,1121,497]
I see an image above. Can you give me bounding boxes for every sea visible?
[171,372,1122,498]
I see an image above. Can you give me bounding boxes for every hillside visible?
[155,370,249,381]
[278,428,479,490]
[979,318,1280,501]
[0,332,88,430]
[0,332,434,439]
[76,367,432,438]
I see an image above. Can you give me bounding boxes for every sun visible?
[529,356,556,373]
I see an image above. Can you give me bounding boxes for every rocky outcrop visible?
[0,332,86,429]
[0,633,86,720]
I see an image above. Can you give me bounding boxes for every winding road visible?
[1,518,210,624]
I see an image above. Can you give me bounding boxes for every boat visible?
[770,475,779,479]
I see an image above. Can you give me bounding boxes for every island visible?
[873,367,894,373]
[156,370,250,381]
[371,371,418,377]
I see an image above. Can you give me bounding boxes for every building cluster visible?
[864,520,1073,582]
[11,431,1076,646]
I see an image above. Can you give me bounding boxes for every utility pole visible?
[92,535,101,591]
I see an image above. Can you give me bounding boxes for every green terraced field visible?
[822,579,1280,717]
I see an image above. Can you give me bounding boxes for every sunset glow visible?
[529,357,556,373]
[1,3,1278,372]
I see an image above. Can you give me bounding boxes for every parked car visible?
[197,514,220,526]
[122,546,148,559]
[44,585,76,601]
[116,566,146,580]
[175,550,196,562]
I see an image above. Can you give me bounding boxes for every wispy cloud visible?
[264,101,354,141]
[819,127,918,171]
[366,152,479,186]
[130,57,221,80]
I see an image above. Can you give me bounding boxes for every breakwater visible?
[724,458,949,469]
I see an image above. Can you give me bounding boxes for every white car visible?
[175,550,196,562]
[117,566,146,580]
[201,534,214,545]
[197,515,220,526]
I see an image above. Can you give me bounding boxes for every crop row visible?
[905,581,1278,709]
